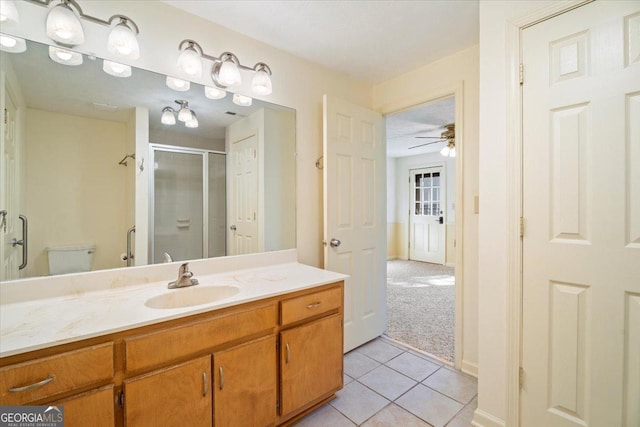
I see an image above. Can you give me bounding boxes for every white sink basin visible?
[145,285,239,309]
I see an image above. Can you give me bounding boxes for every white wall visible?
[373,45,479,377]
[7,0,372,268]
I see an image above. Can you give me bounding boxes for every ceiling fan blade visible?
[408,139,445,149]
[414,136,444,139]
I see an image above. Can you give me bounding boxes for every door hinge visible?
[276,398,280,414]
[520,217,525,238]
[3,108,7,125]
[116,390,125,408]
[519,367,525,388]
[519,63,524,85]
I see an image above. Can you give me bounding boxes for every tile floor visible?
[293,337,476,427]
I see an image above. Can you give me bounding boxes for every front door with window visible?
[409,166,445,264]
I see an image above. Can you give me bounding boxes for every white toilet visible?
[47,245,95,275]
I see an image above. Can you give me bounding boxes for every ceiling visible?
[162,0,479,84]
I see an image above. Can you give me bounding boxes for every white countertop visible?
[0,261,347,358]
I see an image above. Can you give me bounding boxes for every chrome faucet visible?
[168,262,199,289]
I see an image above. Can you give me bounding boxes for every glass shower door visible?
[152,149,204,264]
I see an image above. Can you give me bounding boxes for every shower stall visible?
[149,144,226,264]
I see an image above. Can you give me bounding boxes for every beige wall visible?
[372,45,480,376]
[24,109,131,276]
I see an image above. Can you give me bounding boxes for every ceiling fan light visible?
[49,45,83,66]
[177,45,202,78]
[103,60,131,77]
[46,3,85,46]
[440,145,450,157]
[204,86,226,100]
[251,68,272,96]
[217,57,241,87]
[161,108,176,125]
[0,34,26,53]
[166,76,190,92]
[0,0,19,26]
[232,93,252,107]
[107,21,140,60]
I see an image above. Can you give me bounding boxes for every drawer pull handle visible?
[219,366,224,390]
[202,372,208,396]
[285,343,291,364]
[306,302,322,310]
[9,375,54,393]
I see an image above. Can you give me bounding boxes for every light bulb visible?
[217,57,241,86]
[161,108,176,125]
[107,21,140,60]
[185,112,198,128]
[232,93,252,107]
[178,106,193,122]
[46,3,84,45]
[0,34,26,53]
[440,145,450,157]
[0,0,20,26]
[166,76,190,92]
[49,46,83,66]
[103,60,131,78]
[252,69,272,95]
[177,45,202,78]
[204,86,226,100]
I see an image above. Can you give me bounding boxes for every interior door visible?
[409,166,445,264]
[521,2,640,426]
[323,95,386,352]
[227,134,258,256]
[1,81,20,281]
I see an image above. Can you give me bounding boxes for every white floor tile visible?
[422,368,477,404]
[292,403,356,427]
[358,365,417,401]
[344,351,381,379]
[361,403,433,427]
[356,338,404,363]
[330,381,390,425]
[386,352,440,381]
[395,384,463,427]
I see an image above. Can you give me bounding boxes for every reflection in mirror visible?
[0,38,295,282]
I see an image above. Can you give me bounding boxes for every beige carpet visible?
[385,260,455,362]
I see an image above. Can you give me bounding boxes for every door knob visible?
[330,238,341,248]
[230,225,237,231]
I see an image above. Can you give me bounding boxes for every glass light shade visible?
[232,93,252,107]
[49,46,83,66]
[107,22,140,60]
[178,106,193,122]
[177,46,202,78]
[46,4,84,46]
[449,146,456,157]
[166,76,190,92]
[103,60,131,78]
[204,86,226,100]
[0,34,26,53]
[217,59,241,87]
[0,0,19,26]
[185,113,198,128]
[161,109,176,125]
[251,69,272,95]
[440,145,451,157]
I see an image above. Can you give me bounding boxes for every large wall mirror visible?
[0,38,296,282]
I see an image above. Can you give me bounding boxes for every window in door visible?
[414,171,441,216]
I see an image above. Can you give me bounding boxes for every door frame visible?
[380,84,465,370]
[407,162,447,264]
[504,1,593,425]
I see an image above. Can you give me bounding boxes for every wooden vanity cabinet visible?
[123,355,212,427]
[213,335,277,427]
[53,385,115,427]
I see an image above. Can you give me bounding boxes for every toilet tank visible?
[47,245,95,275]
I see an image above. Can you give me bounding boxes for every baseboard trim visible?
[461,360,478,377]
[472,409,506,427]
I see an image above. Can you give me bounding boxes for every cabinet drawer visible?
[280,286,342,325]
[0,343,114,405]
[125,303,277,372]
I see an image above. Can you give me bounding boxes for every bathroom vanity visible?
[0,251,346,427]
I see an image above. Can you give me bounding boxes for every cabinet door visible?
[280,314,343,417]
[124,355,211,427]
[53,385,114,427]
[213,335,277,427]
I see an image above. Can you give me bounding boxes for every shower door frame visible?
[148,143,226,264]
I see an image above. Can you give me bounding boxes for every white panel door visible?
[1,83,20,281]
[228,134,258,256]
[409,167,445,264]
[323,95,386,352]
[521,2,640,426]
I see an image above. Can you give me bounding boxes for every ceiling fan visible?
[409,124,455,150]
